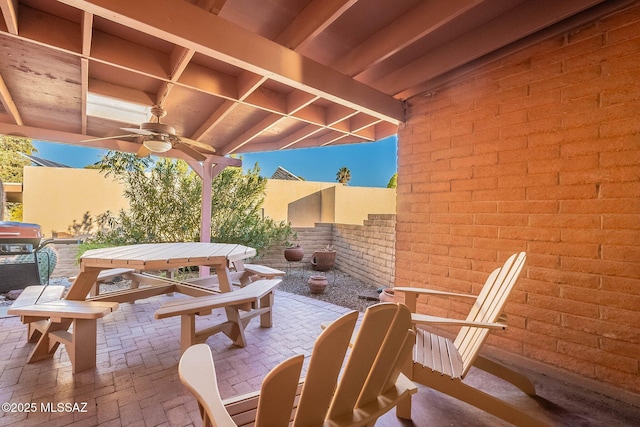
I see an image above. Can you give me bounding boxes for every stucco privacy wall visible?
[21,168,395,235]
[255,214,396,289]
[264,179,395,226]
[22,166,128,237]
[395,4,640,398]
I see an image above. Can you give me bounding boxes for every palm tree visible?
[336,166,351,185]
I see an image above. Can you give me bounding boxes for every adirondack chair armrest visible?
[394,287,476,299]
[394,287,477,312]
[412,313,507,329]
[179,344,237,427]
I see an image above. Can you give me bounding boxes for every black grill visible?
[0,222,44,293]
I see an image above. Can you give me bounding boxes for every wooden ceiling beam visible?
[374,121,399,140]
[191,99,235,141]
[58,0,404,124]
[275,0,357,51]
[220,114,284,155]
[326,104,357,126]
[169,46,195,80]
[80,10,93,134]
[333,0,486,77]
[194,0,228,15]
[0,122,226,162]
[276,124,324,150]
[375,0,606,98]
[350,114,381,134]
[178,63,238,100]
[0,0,18,35]
[237,73,267,100]
[157,46,195,106]
[318,130,348,147]
[80,58,89,133]
[190,71,265,140]
[244,88,287,115]
[286,91,318,115]
[81,11,93,56]
[0,73,22,125]
[91,30,170,79]
[0,122,140,151]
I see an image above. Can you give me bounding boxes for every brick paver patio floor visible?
[1,290,638,426]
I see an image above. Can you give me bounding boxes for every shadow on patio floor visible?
[0,289,638,426]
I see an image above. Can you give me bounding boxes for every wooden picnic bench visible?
[154,278,281,352]
[70,267,138,297]
[8,293,118,374]
[9,243,261,375]
[9,285,66,342]
[240,264,285,286]
[182,263,285,288]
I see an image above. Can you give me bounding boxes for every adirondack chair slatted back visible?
[180,304,416,427]
[294,303,414,427]
[454,252,527,377]
[292,310,359,426]
[327,304,414,419]
[255,355,304,427]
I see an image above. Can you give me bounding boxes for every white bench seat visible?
[8,299,119,373]
[9,285,66,342]
[240,264,285,287]
[155,278,281,352]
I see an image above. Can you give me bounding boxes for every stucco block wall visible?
[21,171,395,235]
[396,5,640,397]
[265,179,395,226]
[332,215,396,288]
[22,166,128,238]
[258,215,396,288]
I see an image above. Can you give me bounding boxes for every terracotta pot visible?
[308,275,328,294]
[284,246,304,262]
[311,250,336,271]
[379,288,395,303]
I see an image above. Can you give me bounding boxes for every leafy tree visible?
[387,172,397,188]
[84,151,292,255]
[0,135,36,182]
[336,166,351,185]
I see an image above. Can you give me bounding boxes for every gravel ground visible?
[1,269,384,312]
[277,267,383,312]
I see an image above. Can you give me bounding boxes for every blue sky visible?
[32,135,397,188]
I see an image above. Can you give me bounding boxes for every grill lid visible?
[0,221,43,246]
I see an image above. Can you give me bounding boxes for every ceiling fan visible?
[83,105,215,161]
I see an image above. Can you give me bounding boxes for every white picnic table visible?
[9,242,261,373]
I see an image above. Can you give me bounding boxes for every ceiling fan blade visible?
[121,127,154,135]
[174,142,207,161]
[136,143,151,158]
[177,136,216,153]
[81,134,137,142]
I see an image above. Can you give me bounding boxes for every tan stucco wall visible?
[22,166,128,237]
[21,168,396,235]
[264,179,396,226]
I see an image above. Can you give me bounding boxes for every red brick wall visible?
[396,5,640,396]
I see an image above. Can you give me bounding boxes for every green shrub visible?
[83,152,293,256]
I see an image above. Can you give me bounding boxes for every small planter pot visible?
[379,287,395,303]
[311,250,336,271]
[308,275,328,294]
[284,246,304,262]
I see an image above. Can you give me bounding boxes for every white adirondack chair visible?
[179,303,417,427]
[395,252,548,426]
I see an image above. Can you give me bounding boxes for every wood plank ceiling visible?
[0,0,630,162]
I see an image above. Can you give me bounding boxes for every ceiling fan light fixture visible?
[143,135,172,153]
